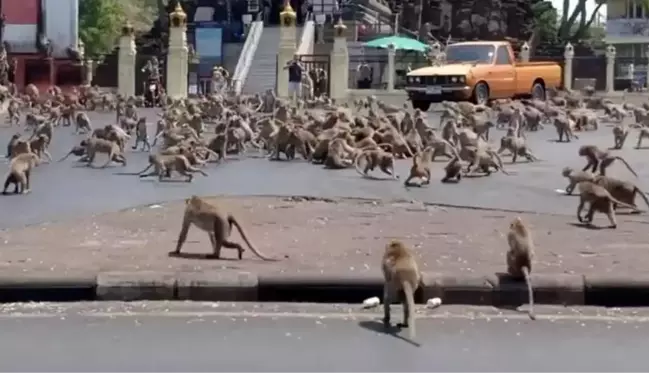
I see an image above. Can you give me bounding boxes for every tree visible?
[79,0,125,57]
[532,1,559,43]
[558,0,606,41]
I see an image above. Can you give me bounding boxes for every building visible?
[605,0,649,83]
[1,0,82,90]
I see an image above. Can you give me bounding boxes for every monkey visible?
[8,137,31,159]
[497,129,538,163]
[324,138,356,169]
[578,145,638,177]
[354,148,398,179]
[404,146,435,187]
[553,116,579,142]
[612,123,629,149]
[635,127,649,149]
[441,156,465,183]
[576,181,640,229]
[57,145,87,162]
[6,100,20,126]
[5,133,21,158]
[465,147,512,176]
[174,195,277,261]
[2,153,39,195]
[137,154,207,182]
[561,167,595,195]
[381,240,421,341]
[132,117,151,151]
[593,174,649,211]
[29,134,52,162]
[74,112,93,134]
[81,137,127,168]
[506,217,536,321]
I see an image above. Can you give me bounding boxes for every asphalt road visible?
[2,105,649,228]
[0,301,647,371]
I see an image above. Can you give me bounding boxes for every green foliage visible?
[79,0,125,57]
[533,1,559,43]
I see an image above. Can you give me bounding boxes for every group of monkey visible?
[3,84,649,341]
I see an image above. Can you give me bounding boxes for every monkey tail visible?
[57,151,74,162]
[134,163,153,175]
[228,216,277,261]
[610,195,642,212]
[401,280,417,340]
[522,266,536,321]
[636,187,649,209]
[614,156,639,177]
[354,153,367,177]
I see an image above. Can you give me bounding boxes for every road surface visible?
[0,301,646,371]
[1,105,649,228]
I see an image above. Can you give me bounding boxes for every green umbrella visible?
[363,35,430,52]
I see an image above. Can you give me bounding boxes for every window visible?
[627,0,645,18]
[495,46,511,65]
[445,44,495,64]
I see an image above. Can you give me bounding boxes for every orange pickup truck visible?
[405,41,562,111]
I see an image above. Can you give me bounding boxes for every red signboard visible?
[2,0,39,24]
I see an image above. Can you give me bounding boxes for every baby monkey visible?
[381,240,421,340]
[506,217,536,320]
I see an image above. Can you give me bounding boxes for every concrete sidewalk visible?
[1,196,648,305]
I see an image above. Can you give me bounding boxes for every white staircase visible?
[242,26,302,94]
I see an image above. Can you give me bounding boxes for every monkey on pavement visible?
[506,217,536,321]
[576,181,641,229]
[137,154,207,182]
[593,174,649,211]
[173,195,278,261]
[354,148,399,179]
[404,146,437,187]
[578,145,638,177]
[561,167,595,195]
[3,153,40,195]
[381,240,421,341]
[80,138,127,168]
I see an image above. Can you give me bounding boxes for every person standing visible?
[284,55,303,102]
[356,60,372,89]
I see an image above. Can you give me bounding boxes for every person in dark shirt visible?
[283,54,303,102]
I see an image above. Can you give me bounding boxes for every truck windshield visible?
[445,45,495,64]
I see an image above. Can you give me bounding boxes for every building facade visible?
[605,0,649,83]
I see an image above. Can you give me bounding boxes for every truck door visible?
[487,46,516,98]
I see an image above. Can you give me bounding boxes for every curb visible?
[1,271,649,306]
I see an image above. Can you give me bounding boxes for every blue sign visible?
[195,27,223,58]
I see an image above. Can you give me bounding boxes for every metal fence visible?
[298,54,331,97]
[573,56,606,91]
[91,53,118,88]
[614,56,648,91]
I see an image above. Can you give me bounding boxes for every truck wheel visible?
[472,82,489,105]
[411,100,431,112]
[531,82,546,101]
